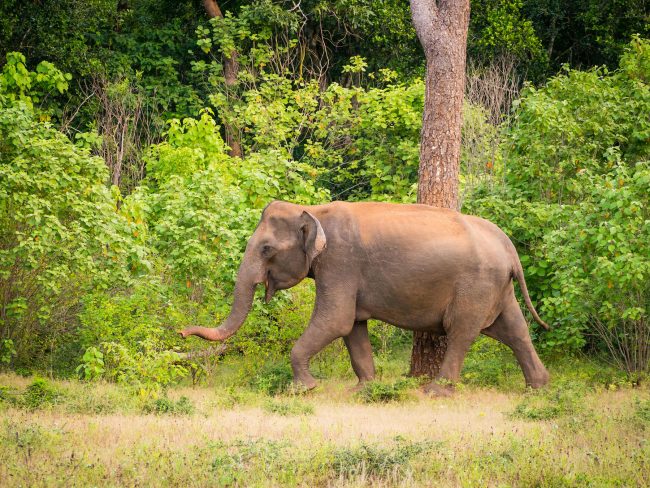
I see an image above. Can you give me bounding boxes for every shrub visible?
[504,38,649,203]
[263,398,314,416]
[75,346,105,381]
[100,339,188,398]
[542,165,650,373]
[635,398,650,423]
[21,377,60,410]
[462,336,521,388]
[332,440,433,479]
[356,378,419,404]
[0,57,144,369]
[466,40,650,363]
[143,395,195,415]
[511,381,586,420]
[250,362,294,396]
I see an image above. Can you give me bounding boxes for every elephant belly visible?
[355,286,451,334]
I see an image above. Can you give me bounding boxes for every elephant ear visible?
[300,211,326,264]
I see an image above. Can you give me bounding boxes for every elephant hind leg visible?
[482,296,549,388]
[343,320,375,385]
[423,309,484,396]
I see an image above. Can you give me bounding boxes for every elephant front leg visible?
[290,287,356,390]
[343,320,375,387]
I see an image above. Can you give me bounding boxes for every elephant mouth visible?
[264,271,276,303]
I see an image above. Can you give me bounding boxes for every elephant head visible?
[178,201,326,341]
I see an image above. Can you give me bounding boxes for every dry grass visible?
[1,372,649,487]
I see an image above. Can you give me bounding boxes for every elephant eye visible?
[261,244,276,258]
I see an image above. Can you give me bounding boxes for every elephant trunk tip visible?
[178,326,228,341]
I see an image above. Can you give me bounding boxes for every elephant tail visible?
[511,255,550,330]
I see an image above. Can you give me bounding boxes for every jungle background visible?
[0,0,649,485]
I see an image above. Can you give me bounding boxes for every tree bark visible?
[202,0,243,158]
[409,0,470,377]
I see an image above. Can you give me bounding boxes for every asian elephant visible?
[179,201,550,394]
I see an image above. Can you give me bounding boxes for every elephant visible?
[179,200,550,394]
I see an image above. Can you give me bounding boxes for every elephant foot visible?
[525,368,550,389]
[348,379,373,393]
[292,376,317,392]
[422,381,454,397]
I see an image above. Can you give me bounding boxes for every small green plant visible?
[356,378,419,404]
[75,346,105,381]
[21,377,60,410]
[143,395,195,415]
[511,382,586,420]
[2,421,46,449]
[101,339,189,398]
[0,339,17,366]
[263,398,314,416]
[462,337,520,388]
[634,398,650,423]
[250,362,293,396]
[332,439,433,479]
[0,385,18,407]
[208,439,292,485]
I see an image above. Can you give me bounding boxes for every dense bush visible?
[0,56,144,369]
[1,34,648,384]
[503,37,649,203]
[466,39,649,371]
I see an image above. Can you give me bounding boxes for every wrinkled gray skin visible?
[180,201,550,395]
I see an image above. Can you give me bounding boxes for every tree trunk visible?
[202,0,243,158]
[409,0,470,377]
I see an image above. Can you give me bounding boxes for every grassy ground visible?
[1,342,649,487]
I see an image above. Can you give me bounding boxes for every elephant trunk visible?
[179,247,262,341]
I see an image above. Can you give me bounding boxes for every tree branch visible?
[410,0,439,52]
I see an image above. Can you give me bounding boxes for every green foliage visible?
[504,39,649,203]
[143,395,195,415]
[263,398,314,416]
[21,377,61,410]
[467,40,650,362]
[75,347,105,381]
[511,381,586,420]
[470,0,547,74]
[523,0,649,72]
[100,339,188,398]
[0,339,16,366]
[356,378,419,404]
[462,337,521,388]
[332,439,434,479]
[0,62,145,368]
[0,52,71,118]
[635,398,650,423]
[250,362,294,396]
[541,165,649,369]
